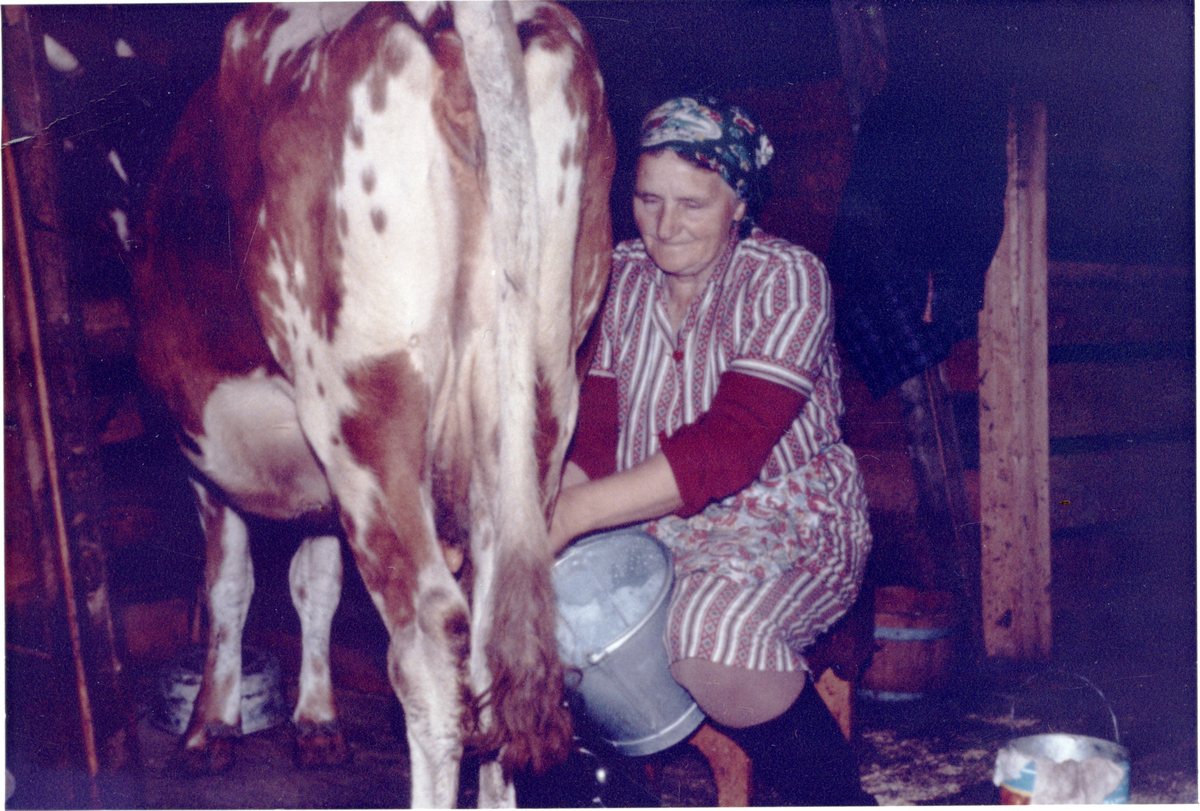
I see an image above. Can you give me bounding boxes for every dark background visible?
[30,1,1194,266]
[560,1,1192,264]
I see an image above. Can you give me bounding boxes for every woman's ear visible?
[733,198,748,222]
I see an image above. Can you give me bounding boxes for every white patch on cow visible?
[292,256,308,292]
[86,581,110,622]
[188,368,332,518]
[262,3,366,85]
[43,34,79,73]
[107,149,129,184]
[256,239,383,537]
[110,210,130,248]
[333,21,453,363]
[228,18,249,53]
[114,38,135,58]
[525,41,586,338]
[191,482,254,729]
[405,1,442,27]
[523,31,598,498]
[392,556,473,808]
[508,1,540,25]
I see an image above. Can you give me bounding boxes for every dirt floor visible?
[123,663,1196,808]
[7,603,1195,807]
[10,512,1194,808]
[123,570,1195,809]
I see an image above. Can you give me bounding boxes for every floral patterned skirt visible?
[646,442,872,671]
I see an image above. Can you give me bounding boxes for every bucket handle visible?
[1007,667,1120,745]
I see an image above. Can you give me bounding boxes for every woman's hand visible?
[548,461,591,553]
[548,482,586,554]
[548,453,685,555]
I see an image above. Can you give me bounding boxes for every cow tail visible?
[454,1,572,775]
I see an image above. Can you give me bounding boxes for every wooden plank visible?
[840,376,910,453]
[729,81,854,256]
[815,668,854,741]
[5,9,140,801]
[1047,261,1194,346]
[1049,440,1195,531]
[899,367,981,627]
[689,723,751,807]
[978,103,1052,660]
[1051,509,1195,632]
[1049,358,1194,438]
[943,337,980,393]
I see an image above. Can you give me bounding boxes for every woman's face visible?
[633,149,746,282]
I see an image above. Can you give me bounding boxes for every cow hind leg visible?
[289,534,348,768]
[350,540,472,808]
[176,484,254,775]
[393,574,473,808]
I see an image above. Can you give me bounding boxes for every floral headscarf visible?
[640,96,774,222]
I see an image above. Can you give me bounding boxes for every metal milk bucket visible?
[553,530,705,756]
[994,670,1130,804]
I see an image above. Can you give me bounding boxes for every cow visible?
[130,2,614,806]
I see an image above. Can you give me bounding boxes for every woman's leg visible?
[666,571,874,805]
[672,659,874,805]
[670,658,805,727]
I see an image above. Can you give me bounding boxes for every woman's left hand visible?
[548,484,584,554]
[548,452,685,555]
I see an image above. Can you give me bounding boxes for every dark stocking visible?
[720,679,876,806]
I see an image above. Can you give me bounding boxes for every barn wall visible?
[1046,261,1196,651]
[731,76,1195,668]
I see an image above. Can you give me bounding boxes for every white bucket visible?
[995,670,1130,804]
[553,530,705,756]
[153,644,287,736]
[995,733,1130,804]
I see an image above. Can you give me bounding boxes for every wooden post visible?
[978,103,1051,660]
[4,7,141,806]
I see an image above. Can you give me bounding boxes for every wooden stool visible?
[686,587,875,806]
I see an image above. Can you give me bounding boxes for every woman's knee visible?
[670,658,806,728]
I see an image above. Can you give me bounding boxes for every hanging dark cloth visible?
[825,84,1007,399]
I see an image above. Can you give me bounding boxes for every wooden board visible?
[978,103,1052,660]
[1049,358,1194,438]
[1049,440,1195,531]
[689,723,751,807]
[1047,262,1194,346]
[729,80,854,257]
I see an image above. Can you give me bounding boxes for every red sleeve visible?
[565,373,618,480]
[660,371,806,518]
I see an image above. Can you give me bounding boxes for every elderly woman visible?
[550,97,875,805]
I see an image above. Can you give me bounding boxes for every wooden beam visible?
[978,103,1052,660]
[689,723,751,807]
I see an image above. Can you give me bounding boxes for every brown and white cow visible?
[131,2,613,805]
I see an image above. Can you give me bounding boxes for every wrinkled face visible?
[633,149,746,282]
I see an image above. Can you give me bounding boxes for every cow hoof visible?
[171,735,236,776]
[295,721,349,769]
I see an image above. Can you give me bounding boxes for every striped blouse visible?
[591,228,847,479]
